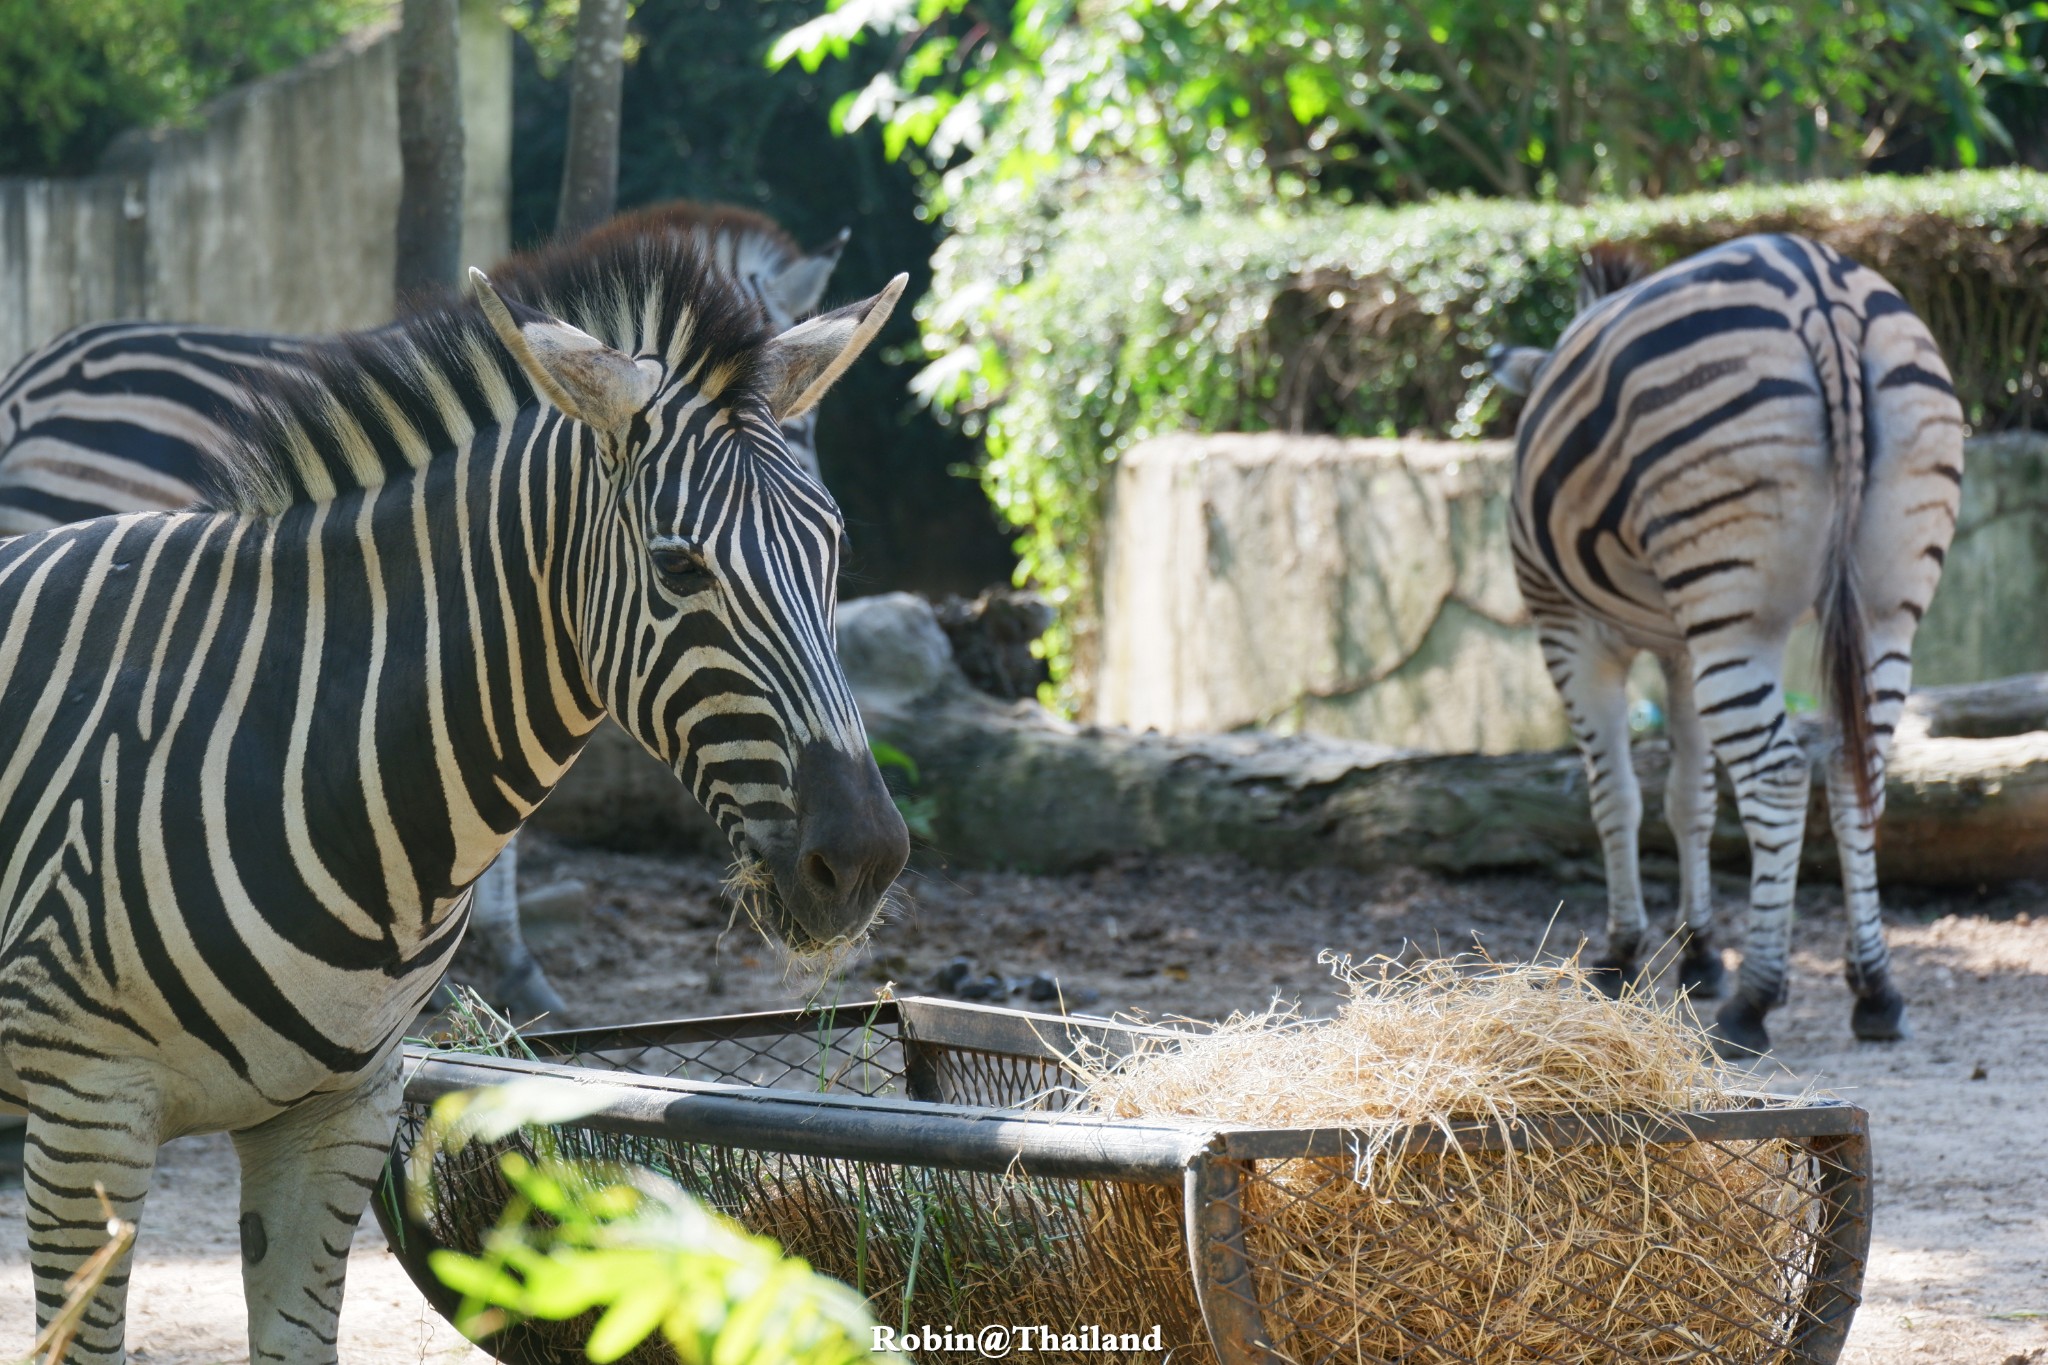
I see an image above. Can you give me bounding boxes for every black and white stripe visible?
[0,202,848,1024]
[1494,234,1964,1057]
[0,231,907,1361]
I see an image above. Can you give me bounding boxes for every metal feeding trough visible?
[375,996,1871,1364]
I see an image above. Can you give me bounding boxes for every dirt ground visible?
[3,834,2043,1363]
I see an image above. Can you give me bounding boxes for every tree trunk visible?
[555,0,630,238]
[530,673,2048,887]
[394,0,466,302]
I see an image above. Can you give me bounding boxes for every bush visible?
[0,0,383,176]
[910,170,2048,702]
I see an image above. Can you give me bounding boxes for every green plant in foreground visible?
[417,1079,901,1365]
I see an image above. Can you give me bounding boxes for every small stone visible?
[519,879,590,925]
[1970,1063,1989,1081]
[931,956,974,994]
[959,972,1006,1001]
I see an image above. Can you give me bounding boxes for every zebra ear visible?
[760,272,905,422]
[761,227,849,321]
[470,268,661,432]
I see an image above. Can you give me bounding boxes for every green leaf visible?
[587,1277,681,1362]
[868,740,920,783]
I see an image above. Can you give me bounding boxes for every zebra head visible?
[1485,243,1658,397]
[550,202,852,480]
[471,264,911,952]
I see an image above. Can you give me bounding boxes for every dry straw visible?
[1077,952,1823,1364]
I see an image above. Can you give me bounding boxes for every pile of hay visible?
[1079,954,1823,1364]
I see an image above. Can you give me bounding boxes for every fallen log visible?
[529,597,2048,887]
[1902,672,2048,740]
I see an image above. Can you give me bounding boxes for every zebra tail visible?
[1813,308,1879,823]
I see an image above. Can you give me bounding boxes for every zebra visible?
[1488,234,1964,1057]
[0,229,909,1361]
[0,201,849,1023]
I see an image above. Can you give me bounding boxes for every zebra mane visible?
[1575,242,1656,311]
[200,229,773,517]
[537,201,806,284]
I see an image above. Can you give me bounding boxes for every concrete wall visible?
[1098,430,2048,753]
[0,0,510,373]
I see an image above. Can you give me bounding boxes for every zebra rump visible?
[1501,232,1964,1058]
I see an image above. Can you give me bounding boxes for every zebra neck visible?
[278,413,606,926]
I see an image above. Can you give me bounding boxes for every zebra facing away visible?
[1489,234,1964,1058]
[0,201,849,1024]
[0,233,909,1360]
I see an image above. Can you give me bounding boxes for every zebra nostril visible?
[801,850,840,896]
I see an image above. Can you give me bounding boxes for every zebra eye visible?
[650,544,716,596]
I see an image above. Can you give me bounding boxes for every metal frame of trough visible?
[385,997,1871,1365]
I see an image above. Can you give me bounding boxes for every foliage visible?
[500,0,640,76]
[771,0,2048,208]
[906,170,2048,702]
[870,739,936,840]
[417,1078,900,1364]
[0,0,386,175]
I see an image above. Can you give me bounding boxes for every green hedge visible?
[915,171,2048,702]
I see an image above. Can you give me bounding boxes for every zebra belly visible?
[0,895,454,1137]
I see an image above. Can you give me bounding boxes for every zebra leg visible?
[1688,647,1811,1058]
[230,1054,402,1363]
[1542,615,1648,994]
[1658,654,1725,999]
[20,1082,162,1363]
[1826,748,1905,1040]
[470,839,571,1025]
[1829,631,1914,1041]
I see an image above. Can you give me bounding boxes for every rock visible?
[519,878,590,925]
[836,593,962,703]
[934,587,1053,700]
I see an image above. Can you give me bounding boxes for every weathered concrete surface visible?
[0,0,510,372]
[1910,430,2048,686]
[1100,431,2048,753]
[1099,435,1564,752]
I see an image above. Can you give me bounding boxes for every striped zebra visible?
[1489,234,1964,1057]
[0,231,909,1361]
[0,201,849,1023]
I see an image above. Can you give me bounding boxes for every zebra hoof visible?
[1677,940,1727,1000]
[1851,985,1909,1042]
[1710,997,1772,1059]
[1586,956,1637,999]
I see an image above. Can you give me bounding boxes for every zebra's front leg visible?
[1545,617,1648,994]
[20,1080,162,1363]
[230,1053,403,1363]
[1658,654,1725,999]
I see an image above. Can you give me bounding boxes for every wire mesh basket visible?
[375,996,1870,1365]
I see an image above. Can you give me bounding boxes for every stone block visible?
[1101,431,2048,753]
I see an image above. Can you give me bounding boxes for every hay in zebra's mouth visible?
[718,852,875,974]
[1073,952,1826,1365]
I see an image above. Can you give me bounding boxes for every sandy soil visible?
[3,836,2043,1363]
